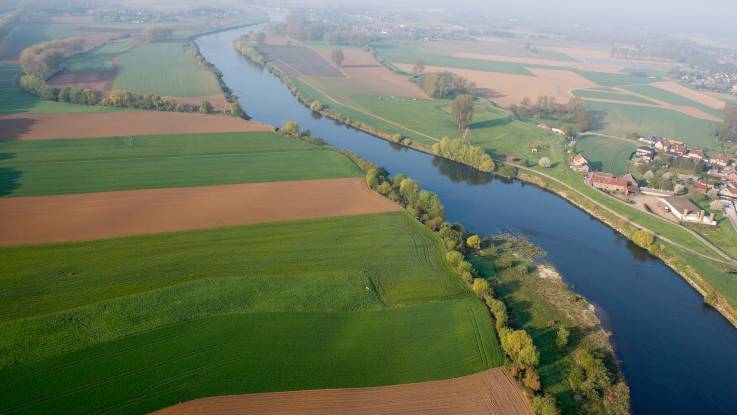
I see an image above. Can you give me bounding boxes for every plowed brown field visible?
[151,368,531,415]
[0,112,273,140]
[0,178,400,245]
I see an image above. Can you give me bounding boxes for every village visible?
[569,134,737,232]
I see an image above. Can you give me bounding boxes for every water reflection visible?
[431,156,493,185]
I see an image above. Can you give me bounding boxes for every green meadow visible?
[112,41,222,97]
[0,132,361,197]
[0,22,82,58]
[584,100,720,150]
[64,38,134,72]
[574,135,636,175]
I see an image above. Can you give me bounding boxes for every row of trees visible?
[20,37,85,79]
[20,74,100,105]
[420,71,476,99]
[719,104,737,144]
[511,96,595,132]
[431,137,495,172]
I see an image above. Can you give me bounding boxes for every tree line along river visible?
[196,23,737,414]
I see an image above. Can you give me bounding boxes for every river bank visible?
[231,38,737,331]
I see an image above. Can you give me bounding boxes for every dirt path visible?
[0,112,274,140]
[0,178,400,245]
[151,368,531,415]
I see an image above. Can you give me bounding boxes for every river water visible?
[196,25,737,414]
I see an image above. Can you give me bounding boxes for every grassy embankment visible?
[260,42,737,326]
[0,132,361,197]
[0,131,502,414]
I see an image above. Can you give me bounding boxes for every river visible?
[196,24,737,414]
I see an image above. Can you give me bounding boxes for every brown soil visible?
[453,51,624,73]
[397,64,594,107]
[0,112,273,140]
[151,368,532,415]
[652,81,727,110]
[311,48,425,98]
[261,46,344,77]
[0,178,400,245]
[48,69,118,95]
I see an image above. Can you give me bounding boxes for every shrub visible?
[555,323,570,350]
[281,121,300,135]
[310,100,322,111]
[532,394,560,415]
[466,234,481,250]
[539,157,552,168]
[446,250,463,266]
[471,278,490,297]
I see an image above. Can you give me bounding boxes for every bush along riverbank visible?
[331,140,630,415]
[232,37,737,330]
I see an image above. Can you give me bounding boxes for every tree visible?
[720,104,737,144]
[310,100,322,112]
[523,368,541,391]
[199,99,213,114]
[466,234,481,250]
[412,59,426,74]
[450,94,475,130]
[568,347,612,403]
[281,120,300,135]
[330,48,344,67]
[532,394,560,415]
[631,229,655,249]
[471,278,489,297]
[253,32,266,45]
[555,323,570,349]
[539,157,552,168]
[500,329,539,369]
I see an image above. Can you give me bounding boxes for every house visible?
[570,153,590,173]
[692,182,711,194]
[654,138,670,151]
[635,146,655,162]
[588,172,629,194]
[671,143,688,156]
[720,183,737,199]
[713,154,731,168]
[639,136,657,146]
[658,196,716,225]
[686,148,705,161]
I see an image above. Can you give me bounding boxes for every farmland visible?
[151,368,530,415]
[0,112,272,140]
[0,64,121,114]
[583,100,721,150]
[112,42,222,97]
[574,134,636,175]
[261,46,345,77]
[0,131,358,197]
[573,88,657,105]
[0,22,82,59]
[0,178,400,245]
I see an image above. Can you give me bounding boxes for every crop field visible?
[621,84,724,119]
[152,368,531,415]
[0,210,502,413]
[0,112,272,140]
[584,100,721,150]
[426,38,576,61]
[0,22,82,59]
[112,42,222,97]
[574,135,636,175]
[261,45,344,77]
[64,38,134,72]
[0,131,359,197]
[0,178,400,245]
[0,64,121,114]
[573,88,658,104]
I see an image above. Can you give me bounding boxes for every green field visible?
[585,100,721,150]
[0,132,361,197]
[64,38,134,72]
[0,64,122,114]
[573,88,658,105]
[0,22,82,58]
[112,41,222,97]
[574,135,636,175]
[0,212,501,413]
[621,84,724,118]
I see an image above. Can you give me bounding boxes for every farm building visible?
[571,153,590,173]
[588,172,629,194]
[692,182,711,194]
[713,154,731,168]
[636,146,655,162]
[686,148,705,161]
[657,197,716,226]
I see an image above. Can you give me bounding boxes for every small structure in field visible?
[658,196,716,226]
[570,153,590,173]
